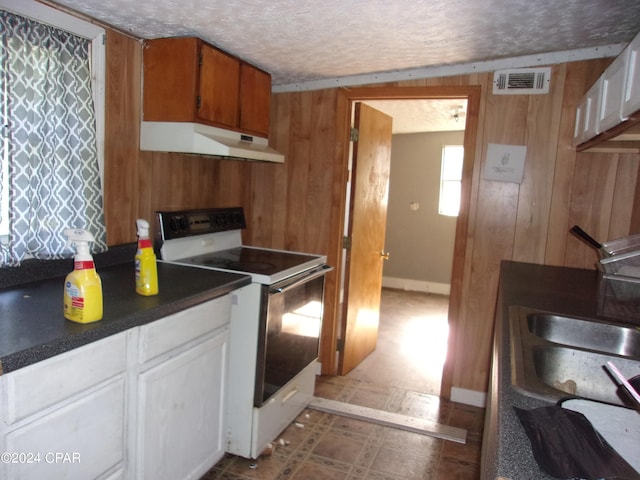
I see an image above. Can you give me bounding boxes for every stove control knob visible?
[168,215,187,234]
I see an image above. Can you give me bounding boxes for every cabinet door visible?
[198,45,240,128]
[137,329,228,480]
[4,332,127,424]
[143,37,199,121]
[239,63,271,136]
[622,32,640,118]
[581,78,603,142]
[598,50,629,132]
[3,378,126,480]
[573,97,587,146]
[138,294,230,364]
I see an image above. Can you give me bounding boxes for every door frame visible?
[335,86,481,399]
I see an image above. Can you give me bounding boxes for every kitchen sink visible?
[532,346,640,404]
[510,306,640,405]
[527,313,640,357]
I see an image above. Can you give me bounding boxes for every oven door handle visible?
[269,264,333,295]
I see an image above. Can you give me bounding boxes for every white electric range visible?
[155,207,330,459]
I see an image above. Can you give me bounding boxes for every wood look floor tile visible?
[311,431,367,464]
[289,462,349,479]
[274,428,310,453]
[434,456,481,480]
[448,403,486,434]
[382,427,444,457]
[224,453,290,478]
[441,435,482,469]
[394,389,450,422]
[369,445,436,480]
[347,383,395,410]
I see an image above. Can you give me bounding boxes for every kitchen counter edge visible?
[0,260,251,375]
[481,260,610,480]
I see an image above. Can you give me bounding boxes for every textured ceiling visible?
[48,0,640,87]
[364,99,468,134]
[41,0,640,132]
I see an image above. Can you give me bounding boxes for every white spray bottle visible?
[63,228,103,323]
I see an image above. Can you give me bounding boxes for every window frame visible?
[0,0,105,238]
[438,144,464,217]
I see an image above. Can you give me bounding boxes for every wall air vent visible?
[492,67,551,95]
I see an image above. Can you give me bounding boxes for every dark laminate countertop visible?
[482,260,640,480]
[0,257,251,374]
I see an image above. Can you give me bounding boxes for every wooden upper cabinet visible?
[199,44,240,128]
[239,63,271,136]
[143,37,200,122]
[143,37,271,137]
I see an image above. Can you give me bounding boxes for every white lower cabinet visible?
[131,295,231,480]
[136,330,228,480]
[0,330,130,480]
[1,295,232,480]
[5,378,126,479]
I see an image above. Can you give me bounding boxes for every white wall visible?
[382,131,464,294]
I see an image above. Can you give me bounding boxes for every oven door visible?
[254,265,330,407]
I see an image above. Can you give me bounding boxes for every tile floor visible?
[201,290,486,479]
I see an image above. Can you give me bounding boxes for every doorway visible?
[336,86,480,400]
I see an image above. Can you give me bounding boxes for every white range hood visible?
[140,121,285,163]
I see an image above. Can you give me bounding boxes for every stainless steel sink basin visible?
[532,346,640,404]
[510,306,640,405]
[527,313,640,357]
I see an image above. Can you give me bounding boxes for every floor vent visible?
[493,67,551,95]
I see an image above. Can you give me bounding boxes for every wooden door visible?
[339,102,392,375]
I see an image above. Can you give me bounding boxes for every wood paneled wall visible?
[103,28,640,397]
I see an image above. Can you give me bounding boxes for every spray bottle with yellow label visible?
[63,229,103,323]
[135,219,158,296]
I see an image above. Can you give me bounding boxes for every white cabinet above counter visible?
[574,31,640,153]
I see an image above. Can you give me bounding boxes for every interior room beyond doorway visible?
[345,288,450,396]
[344,99,466,397]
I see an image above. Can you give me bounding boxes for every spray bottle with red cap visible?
[135,219,158,296]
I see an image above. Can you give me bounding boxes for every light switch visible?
[410,202,420,211]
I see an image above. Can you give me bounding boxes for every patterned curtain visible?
[0,10,107,266]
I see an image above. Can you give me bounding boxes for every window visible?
[438,145,464,217]
[0,0,106,264]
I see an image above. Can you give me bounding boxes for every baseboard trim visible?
[450,387,487,408]
[382,276,450,295]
